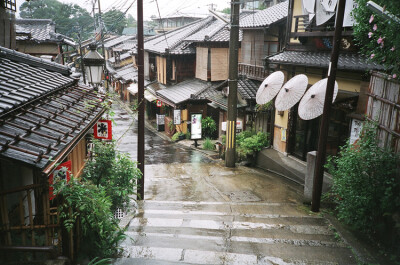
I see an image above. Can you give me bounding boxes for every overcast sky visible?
[17,0,231,20]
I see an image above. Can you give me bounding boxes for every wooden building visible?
[0,46,105,262]
[264,0,383,161]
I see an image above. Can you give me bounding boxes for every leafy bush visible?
[186,132,191,139]
[202,138,215,150]
[326,121,400,244]
[201,116,217,138]
[236,131,269,157]
[172,132,184,141]
[83,139,142,211]
[54,179,125,259]
[353,0,400,78]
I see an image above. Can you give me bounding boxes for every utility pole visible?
[312,0,346,212]
[78,30,86,84]
[137,0,145,200]
[225,1,240,168]
[97,0,108,90]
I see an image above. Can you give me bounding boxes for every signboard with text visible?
[190,113,202,140]
[94,120,112,140]
[174,109,181,125]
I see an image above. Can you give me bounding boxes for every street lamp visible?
[83,43,104,87]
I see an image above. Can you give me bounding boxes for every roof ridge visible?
[0,46,70,75]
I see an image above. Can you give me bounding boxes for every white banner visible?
[156,114,165,125]
[343,0,357,27]
[174,110,181,125]
[191,114,202,140]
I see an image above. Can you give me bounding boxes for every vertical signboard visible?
[94,120,112,140]
[156,114,165,131]
[174,109,181,125]
[190,113,202,140]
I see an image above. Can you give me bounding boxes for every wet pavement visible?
[111,101,358,265]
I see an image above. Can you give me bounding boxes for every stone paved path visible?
[111,101,358,265]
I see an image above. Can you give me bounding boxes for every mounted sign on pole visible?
[190,113,202,140]
[174,109,181,125]
[94,120,112,140]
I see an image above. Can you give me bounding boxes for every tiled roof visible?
[0,84,105,170]
[266,51,385,71]
[144,17,213,55]
[0,47,72,115]
[238,79,260,100]
[240,1,288,28]
[207,94,247,110]
[156,79,222,106]
[108,52,132,64]
[114,40,137,51]
[185,19,243,43]
[15,19,55,42]
[113,64,138,82]
[104,35,136,49]
[0,47,105,170]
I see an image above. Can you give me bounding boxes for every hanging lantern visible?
[83,43,104,86]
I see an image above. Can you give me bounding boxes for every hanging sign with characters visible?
[156,100,162,107]
[94,120,112,140]
[49,161,72,200]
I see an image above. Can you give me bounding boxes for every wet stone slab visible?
[224,191,262,202]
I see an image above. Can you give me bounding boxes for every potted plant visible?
[236,131,269,166]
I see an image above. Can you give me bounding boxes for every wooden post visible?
[19,195,26,246]
[312,0,346,212]
[137,0,145,199]
[27,190,34,246]
[225,0,241,168]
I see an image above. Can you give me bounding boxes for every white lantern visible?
[83,43,104,85]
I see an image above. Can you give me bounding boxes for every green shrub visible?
[326,121,400,243]
[172,132,184,141]
[236,131,269,157]
[202,138,215,150]
[221,135,226,146]
[186,132,191,139]
[201,116,217,138]
[54,179,125,259]
[83,139,142,210]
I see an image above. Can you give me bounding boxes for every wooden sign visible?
[94,120,112,140]
[49,160,71,200]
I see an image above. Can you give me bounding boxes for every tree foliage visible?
[201,116,217,138]
[102,8,127,35]
[326,121,400,248]
[19,0,94,40]
[353,0,400,78]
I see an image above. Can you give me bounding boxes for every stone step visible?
[118,200,357,264]
[116,245,354,265]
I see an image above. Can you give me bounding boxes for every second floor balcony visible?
[238,63,269,81]
[291,15,353,39]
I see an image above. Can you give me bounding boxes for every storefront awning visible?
[144,90,157,102]
[127,83,138,95]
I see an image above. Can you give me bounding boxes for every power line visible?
[155,0,170,50]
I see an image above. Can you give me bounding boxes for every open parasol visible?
[298,78,339,120]
[275,74,308,111]
[256,71,285,105]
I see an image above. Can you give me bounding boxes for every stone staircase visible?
[113,200,357,265]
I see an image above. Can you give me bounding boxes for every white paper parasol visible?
[275,74,308,111]
[298,78,339,120]
[256,71,285,105]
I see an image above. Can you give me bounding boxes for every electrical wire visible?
[155,0,170,50]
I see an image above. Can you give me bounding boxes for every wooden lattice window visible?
[1,0,16,11]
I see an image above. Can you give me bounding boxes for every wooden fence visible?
[367,71,400,152]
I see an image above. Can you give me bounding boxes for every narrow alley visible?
[112,101,357,265]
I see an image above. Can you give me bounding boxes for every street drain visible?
[224,191,261,202]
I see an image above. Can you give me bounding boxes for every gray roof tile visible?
[156,79,223,106]
[185,19,243,43]
[15,19,55,42]
[112,64,138,82]
[240,1,288,28]
[144,17,213,55]
[0,47,73,115]
[266,50,385,71]
[104,35,136,49]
